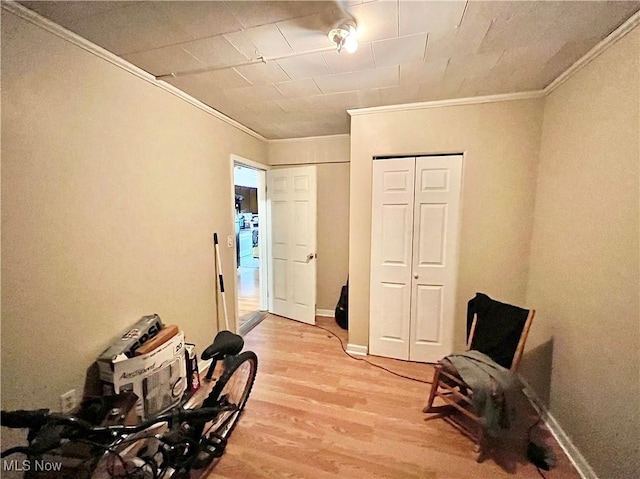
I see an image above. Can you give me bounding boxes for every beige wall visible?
[349,98,544,348]
[4,5,637,477]
[268,135,350,166]
[1,10,267,414]
[349,26,639,479]
[268,136,350,311]
[316,162,350,310]
[525,26,639,479]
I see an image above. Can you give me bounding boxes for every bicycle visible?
[1,330,257,478]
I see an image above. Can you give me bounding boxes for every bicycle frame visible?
[1,394,238,478]
[2,330,257,479]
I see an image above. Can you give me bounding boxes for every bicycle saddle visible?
[201,330,244,361]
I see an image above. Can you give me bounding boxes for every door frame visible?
[230,154,269,334]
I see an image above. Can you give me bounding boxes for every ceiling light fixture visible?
[328,21,358,53]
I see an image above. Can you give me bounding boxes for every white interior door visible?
[369,158,415,359]
[369,155,463,362]
[409,155,463,362]
[267,166,317,324]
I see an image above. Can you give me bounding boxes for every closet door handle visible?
[413,273,419,279]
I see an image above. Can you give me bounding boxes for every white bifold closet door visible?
[369,155,463,362]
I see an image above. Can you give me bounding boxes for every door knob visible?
[414,273,419,279]
[306,253,316,263]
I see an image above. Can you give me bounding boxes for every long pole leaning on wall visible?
[213,233,230,331]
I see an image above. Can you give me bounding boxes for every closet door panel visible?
[416,203,447,267]
[369,158,415,360]
[410,156,463,362]
[413,285,443,342]
[380,282,410,340]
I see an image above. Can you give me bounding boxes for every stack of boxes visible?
[97,314,188,420]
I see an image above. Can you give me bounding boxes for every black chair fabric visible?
[466,293,529,369]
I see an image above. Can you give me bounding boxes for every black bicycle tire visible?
[202,350,258,440]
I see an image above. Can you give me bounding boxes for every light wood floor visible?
[237,266,260,326]
[205,315,580,479]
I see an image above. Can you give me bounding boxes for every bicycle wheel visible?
[92,422,169,479]
[202,350,257,440]
[185,351,257,470]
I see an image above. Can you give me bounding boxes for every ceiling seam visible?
[156,44,338,80]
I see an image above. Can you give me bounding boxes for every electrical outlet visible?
[60,389,77,413]
[227,235,233,248]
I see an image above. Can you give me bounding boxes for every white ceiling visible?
[18,1,640,140]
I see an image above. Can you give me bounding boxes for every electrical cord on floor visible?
[302,319,557,477]
[309,322,432,385]
[528,414,549,479]
[306,320,551,477]
[535,465,548,479]
[524,390,555,478]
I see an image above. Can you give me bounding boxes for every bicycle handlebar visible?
[1,404,232,435]
[1,409,51,429]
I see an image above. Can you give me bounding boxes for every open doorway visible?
[232,157,267,335]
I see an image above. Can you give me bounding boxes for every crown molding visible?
[268,133,350,144]
[5,0,638,139]
[544,9,640,95]
[1,1,267,143]
[348,10,640,117]
[347,90,545,116]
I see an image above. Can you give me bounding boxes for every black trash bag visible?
[335,280,348,330]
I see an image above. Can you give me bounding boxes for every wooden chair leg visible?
[422,365,442,413]
[474,425,486,463]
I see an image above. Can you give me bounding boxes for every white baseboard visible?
[316,309,335,317]
[346,343,368,356]
[198,358,212,378]
[520,379,598,479]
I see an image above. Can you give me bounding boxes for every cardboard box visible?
[98,314,164,361]
[98,331,186,419]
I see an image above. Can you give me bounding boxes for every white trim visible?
[1,1,266,143]
[6,0,638,142]
[346,343,368,356]
[268,134,350,144]
[347,91,544,116]
[348,10,640,116]
[2,0,640,143]
[255,169,269,313]
[228,157,240,334]
[230,155,270,317]
[231,154,270,172]
[544,10,640,95]
[198,358,213,379]
[316,309,335,317]
[520,379,598,479]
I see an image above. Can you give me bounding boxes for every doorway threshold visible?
[239,311,267,336]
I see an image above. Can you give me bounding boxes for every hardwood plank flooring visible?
[205,315,580,479]
[237,266,260,327]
